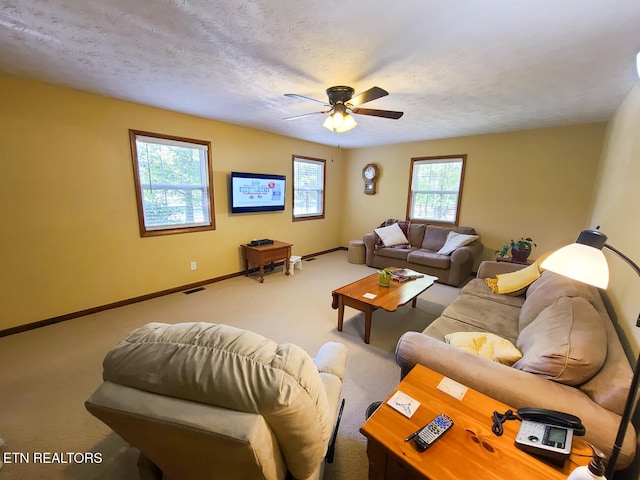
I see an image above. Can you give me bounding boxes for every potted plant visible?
[378,268,393,287]
[497,237,537,262]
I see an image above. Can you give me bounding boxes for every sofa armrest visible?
[476,260,526,279]
[363,232,378,265]
[313,342,347,381]
[394,332,637,469]
[363,232,377,252]
[450,240,482,265]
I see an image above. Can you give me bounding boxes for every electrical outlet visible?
[190,261,197,271]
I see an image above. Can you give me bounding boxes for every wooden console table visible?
[241,240,292,283]
[360,364,589,479]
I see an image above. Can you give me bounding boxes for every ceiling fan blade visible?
[352,107,404,119]
[284,93,330,106]
[283,111,330,121]
[349,87,388,107]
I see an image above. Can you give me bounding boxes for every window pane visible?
[294,190,321,216]
[293,156,325,219]
[130,130,215,236]
[408,156,465,224]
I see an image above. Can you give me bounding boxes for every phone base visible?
[514,442,568,467]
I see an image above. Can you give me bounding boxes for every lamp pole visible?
[601,242,640,479]
[544,229,640,477]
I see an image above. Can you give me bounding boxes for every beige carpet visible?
[0,251,460,480]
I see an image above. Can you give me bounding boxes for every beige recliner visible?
[85,322,348,480]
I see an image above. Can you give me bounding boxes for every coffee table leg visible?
[337,296,344,332]
[412,297,418,307]
[364,310,372,344]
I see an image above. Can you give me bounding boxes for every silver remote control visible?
[414,414,454,451]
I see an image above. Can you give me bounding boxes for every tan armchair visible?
[85,322,348,480]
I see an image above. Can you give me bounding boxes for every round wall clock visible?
[362,163,379,195]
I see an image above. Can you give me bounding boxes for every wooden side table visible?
[496,256,533,265]
[360,364,589,480]
[241,240,292,283]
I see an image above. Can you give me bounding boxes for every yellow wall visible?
[0,72,615,334]
[590,83,640,358]
[342,124,607,263]
[0,74,345,330]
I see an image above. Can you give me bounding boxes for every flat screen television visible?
[230,171,286,214]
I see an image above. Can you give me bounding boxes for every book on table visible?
[389,268,425,282]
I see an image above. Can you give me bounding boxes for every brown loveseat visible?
[395,261,637,470]
[363,221,482,287]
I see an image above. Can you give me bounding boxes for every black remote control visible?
[414,414,454,451]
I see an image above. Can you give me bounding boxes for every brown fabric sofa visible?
[363,221,483,287]
[395,261,637,470]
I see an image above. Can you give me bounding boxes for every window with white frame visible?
[292,156,325,221]
[407,155,466,225]
[129,130,215,236]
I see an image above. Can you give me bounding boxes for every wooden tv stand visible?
[241,240,292,283]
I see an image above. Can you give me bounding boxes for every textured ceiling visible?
[1,0,639,148]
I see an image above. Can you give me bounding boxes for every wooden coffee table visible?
[331,272,436,344]
[360,364,589,479]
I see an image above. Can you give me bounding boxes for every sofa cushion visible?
[374,222,410,247]
[513,297,607,385]
[437,231,480,255]
[373,246,415,261]
[519,271,604,331]
[439,292,521,343]
[445,332,522,366]
[407,250,450,269]
[459,278,527,308]
[421,225,452,251]
[407,223,426,247]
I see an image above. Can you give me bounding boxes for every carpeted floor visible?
[0,250,460,479]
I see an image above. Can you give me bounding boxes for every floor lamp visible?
[541,228,640,479]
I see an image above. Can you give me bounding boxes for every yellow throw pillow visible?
[485,251,554,296]
[444,332,522,366]
[485,262,540,295]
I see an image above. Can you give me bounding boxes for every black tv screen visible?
[230,172,286,214]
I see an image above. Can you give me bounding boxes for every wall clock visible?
[362,163,379,195]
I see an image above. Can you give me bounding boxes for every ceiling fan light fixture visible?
[333,110,345,128]
[322,111,357,132]
[286,85,399,132]
[337,113,357,132]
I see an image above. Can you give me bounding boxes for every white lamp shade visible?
[540,243,609,289]
[335,113,356,132]
[323,112,357,132]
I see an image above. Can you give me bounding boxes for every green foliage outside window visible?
[137,141,208,227]
[130,130,215,237]
[409,156,465,224]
